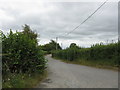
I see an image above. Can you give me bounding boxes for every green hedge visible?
[2,29,47,82]
[52,42,119,67]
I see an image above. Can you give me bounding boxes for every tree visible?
[69,43,80,49]
[40,40,62,53]
[22,24,38,44]
[2,26,46,78]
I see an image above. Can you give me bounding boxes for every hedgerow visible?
[2,25,47,82]
[52,42,119,67]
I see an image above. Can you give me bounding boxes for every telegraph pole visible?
[61,43,63,49]
[56,37,58,50]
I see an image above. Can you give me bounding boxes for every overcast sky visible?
[0,0,118,48]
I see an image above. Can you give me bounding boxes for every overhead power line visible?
[53,0,108,49]
[59,0,108,37]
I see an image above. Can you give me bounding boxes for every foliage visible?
[2,25,47,82]
[39,40,62,54]
[69,43,81,49]
[52,44,80,61]
[52,42,119,67]
[3,71,47,88]
[22,24,38,43]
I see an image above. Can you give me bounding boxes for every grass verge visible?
[53,57,118,71]
[3,70,47,88]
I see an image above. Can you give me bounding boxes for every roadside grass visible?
[3,70,47,88]
[53,57,118,71]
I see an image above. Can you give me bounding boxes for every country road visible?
[36,55,118,88]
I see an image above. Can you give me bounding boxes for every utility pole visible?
[56,37,58,50]
[61,43,63,49]
[106,40,108,45]
[111,40,114,43]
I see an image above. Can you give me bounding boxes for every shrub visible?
[52,42,119,67]
[2,27,46,81]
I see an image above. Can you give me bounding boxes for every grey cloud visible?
[0,1,118,48]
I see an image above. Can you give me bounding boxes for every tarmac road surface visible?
[36,55,118,88]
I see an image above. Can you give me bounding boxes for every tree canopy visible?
[69,43,80,49]
[40,40,62,53]
[22,24,38,44]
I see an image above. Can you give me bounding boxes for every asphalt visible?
[36,55,118,88]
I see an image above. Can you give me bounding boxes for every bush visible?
[52,47,79,61]
[52,42,119,67]
[2,27,46,81]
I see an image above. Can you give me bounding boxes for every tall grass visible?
[3,71,47,88]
